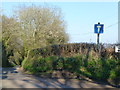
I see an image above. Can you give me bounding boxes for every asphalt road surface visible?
[0,66,114,88]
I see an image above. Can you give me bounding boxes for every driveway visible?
[1,66,114,88]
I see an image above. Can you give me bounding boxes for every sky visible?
[2,1,119,44]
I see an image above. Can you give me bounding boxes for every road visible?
[0,66,114,88]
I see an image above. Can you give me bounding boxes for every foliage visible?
[22,54,120,86]
[22,56,57,73]
[108,66,120,85]
[2,41,13,67]
[29,43,99,58]
[2,5,68,66]
[21,42,120,86]
[16,5,68,50]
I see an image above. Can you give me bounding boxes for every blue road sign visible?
[94,24,104,34]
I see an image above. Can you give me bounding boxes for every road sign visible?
[94,22,104,52]
[94,24,104,34]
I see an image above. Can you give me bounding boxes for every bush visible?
[22,50,120,86]
[54,57,65,70]
[22,56,58,73]
[30,43,99,57]
[108,66,120,86]
[64,57,81,72]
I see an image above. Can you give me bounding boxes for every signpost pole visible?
[97,22,100,49]
[97,22,101,55]
[97,33,100,47]
[97,33,101,56]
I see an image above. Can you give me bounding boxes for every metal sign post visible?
[94,22,104,52]
[97,33,100,48]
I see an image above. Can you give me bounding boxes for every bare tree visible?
[15,5,69,51]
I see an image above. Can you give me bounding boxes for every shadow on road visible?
[1,67,115,88]
[2,67,18,79]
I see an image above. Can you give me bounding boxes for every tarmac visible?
[0,67,114,88]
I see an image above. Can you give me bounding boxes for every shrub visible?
[22,44,120,86]
[54,57,64,70]
[108,66,120,86]
[22,56,59,73]
[64,57,81,72]
[80,58,120,84]
[30,43,99,57]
